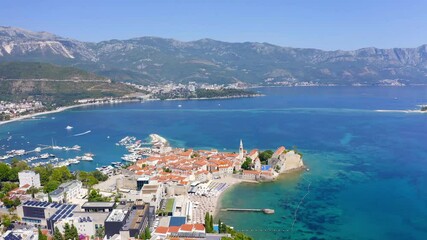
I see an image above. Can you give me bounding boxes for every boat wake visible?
[375,109,426,113]
[73,130,91,137]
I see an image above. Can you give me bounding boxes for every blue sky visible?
[1,0,425,50]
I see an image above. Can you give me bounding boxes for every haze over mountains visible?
[1,26,427,85]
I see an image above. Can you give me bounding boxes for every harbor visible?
[0,131,170,173]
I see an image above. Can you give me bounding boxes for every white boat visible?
[121,154,138,162]
[66,125,73,130]
[34,147,42,152]
[68,158,80,164]
[40,153,49,159]
[81,156,93,161]
[81,153,94,161]
[72,145,81,150]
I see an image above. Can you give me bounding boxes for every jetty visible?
[221,208,275,214]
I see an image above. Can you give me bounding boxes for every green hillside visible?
[0,62,141,107]
[0,62,106,80]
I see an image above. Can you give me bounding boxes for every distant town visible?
[0,82,259,124]
[0,134,304,240]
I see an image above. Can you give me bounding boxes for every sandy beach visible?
[0,100,143,127]
[0,103,103,126]
[188,176,259,223]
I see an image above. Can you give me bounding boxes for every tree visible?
[259,150,273,163]
[241,157,252,170]
[218,219,222,233]
[88,189,110,202]
[70,224,79,240]
[1,214,11,228]
[48,194,52,203]
[44,180,60,193]
[27,186,39,198]
[34,165,53,186]
[204,212,211,233]
[51,166,73,183]
[11,158,30,171]
[78,171,99,188]
[139,231,146,240]
[38,227,48,240]
[210,215,213,232]
[95,226,105,238]
[220,221,227,234]
[53,226,64,240]
[1,182,19,193]
[91,170,108,181]
[144,226,151,239]
[0,163,11,181]
[64,223,76,240]
[2,197,20,208]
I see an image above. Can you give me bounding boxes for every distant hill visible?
[1,26,427,86]
[0,62,139,106]
[0,62,106,80]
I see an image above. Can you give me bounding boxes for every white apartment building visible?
[18,170,41,188]
[50,180,83,203]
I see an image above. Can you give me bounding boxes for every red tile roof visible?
[155,226,168,234]
[180,224,194,232]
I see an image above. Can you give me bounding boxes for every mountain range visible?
[1,26,427,86]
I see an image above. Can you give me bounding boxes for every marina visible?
[0,131,169,171]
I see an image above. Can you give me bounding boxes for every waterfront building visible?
[242,170,261,181]
[254,158,262,171]
[18,170,41,188]
[272,146,286,159]
[153,223,205,238]
[50,180,83,203]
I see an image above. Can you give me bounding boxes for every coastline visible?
[0,94,264,127]
[0,102,103,126]
[213,177,259,217]
[151,93,264,101]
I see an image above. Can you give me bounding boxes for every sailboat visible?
[51,138,62,150]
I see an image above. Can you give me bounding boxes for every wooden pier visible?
[221,208,275,214]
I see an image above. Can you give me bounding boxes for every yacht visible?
[81,153,94,161]
[66,125,73,130]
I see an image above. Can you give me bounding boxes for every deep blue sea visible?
[1,87,427,239]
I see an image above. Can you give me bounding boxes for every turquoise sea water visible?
[1,87,427,239]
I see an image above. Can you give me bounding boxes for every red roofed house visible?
[272,146,286,159]
[248,149,259,160]
[242,170,260,181]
